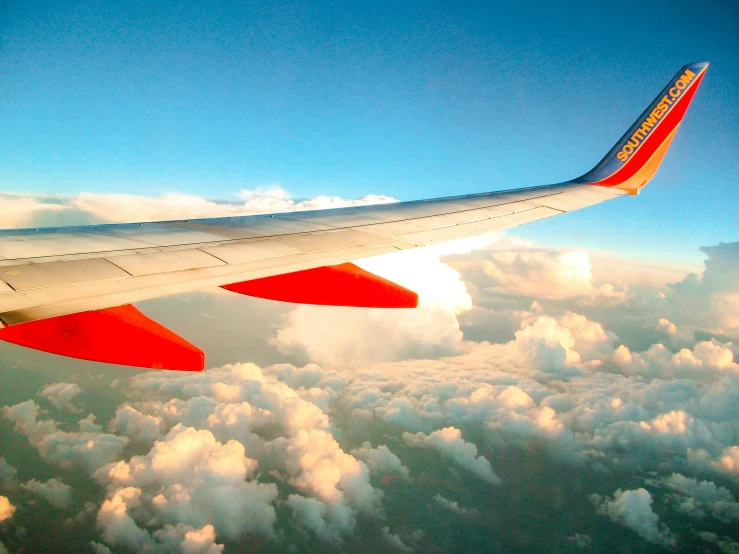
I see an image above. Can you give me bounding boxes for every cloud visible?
[275,428,382,540]
[111,405,164,443]
[96,486,227,554]
[403,427,501,484]
[90,541,114,554]
[156,523,225,554]
[95,425,278,542]
[688,445,739,480]
[713,446,739,477]
[21,478,73,509]
[235,186,397,214]
[38,383,83,412]
[591,488,675,547]
[698,532,739,554]
[433,494,478,516]
[664,473,739,523]
[2,224,739,551]
[566,534,593,549]
[381,526,413,552]
[350,443,410,481]
[0,496,15,522]
[451,243,628,305]
[0,187,397,229]
[613,340,738,380]
[272,235,498,366]
[3,401,129,472]
[87,362,393,545]
[0,458,18,488]
[0,194,70,228]
[666,241,739,335]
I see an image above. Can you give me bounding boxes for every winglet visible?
[578,62,708,194]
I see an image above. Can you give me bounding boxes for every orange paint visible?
[222,262,419,308]
[0,305,204,371]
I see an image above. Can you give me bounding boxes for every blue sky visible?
[0,0,737,262]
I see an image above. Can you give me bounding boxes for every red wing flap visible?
[222,262,419,308]
[0,305,204,371]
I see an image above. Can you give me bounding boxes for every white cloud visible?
[433,494,479,516]
[236,186,397,214]
[90,542,114,554]
[0,496,15,522]
[155,523,225,554]
[613,340,738,381]
[665,474,739,523]
[272,235,498,366]
[666,242,739,335]
[698,532,739,554]
[566,534,593,549]
[592,488,675,547]
[350,443,410,481]
[689,445,739,480]
[275,428,381,539]
[39,382,83,412]
[95,486,228,553]
[95,425,278,542]
[0,194,70,228]
[381,526,413,552]
[458,245,628,304]
[2,231,738,551]
[21,478,73,509]
[713,446,739,477]
[403,427,501,484]
[287,494,341,542]
[3,400,129,472]
[0,187,397,229]
[111,405,164,443]
[0,458,18,488]
[656,318,678,336]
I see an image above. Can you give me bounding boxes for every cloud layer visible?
[0,187,396,229]
[0,189,737,553]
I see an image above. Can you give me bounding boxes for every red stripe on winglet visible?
[594,70,705,186]
[222,262,419,308]
[0,305,204,371]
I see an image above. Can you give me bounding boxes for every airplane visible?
[0,62,709,371]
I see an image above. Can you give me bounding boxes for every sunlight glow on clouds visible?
[272,234,498,366]
[0,496,14,523]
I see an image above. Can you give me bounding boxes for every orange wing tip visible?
[580,62,708,193]
[0,305,204,371]
[222,262,419,308]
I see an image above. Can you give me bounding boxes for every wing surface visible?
[0,182,621,325]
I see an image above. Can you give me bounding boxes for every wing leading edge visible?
[0,63,709,370]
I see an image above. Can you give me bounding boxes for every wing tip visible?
[578,62,708,193]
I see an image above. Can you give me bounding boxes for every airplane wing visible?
[0,62,709,370]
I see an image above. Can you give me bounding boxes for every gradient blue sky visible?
[1,0,737,262]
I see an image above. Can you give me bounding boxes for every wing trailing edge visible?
[578,62,708,194]
[0,263,416,370]
[222,262,419,308]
